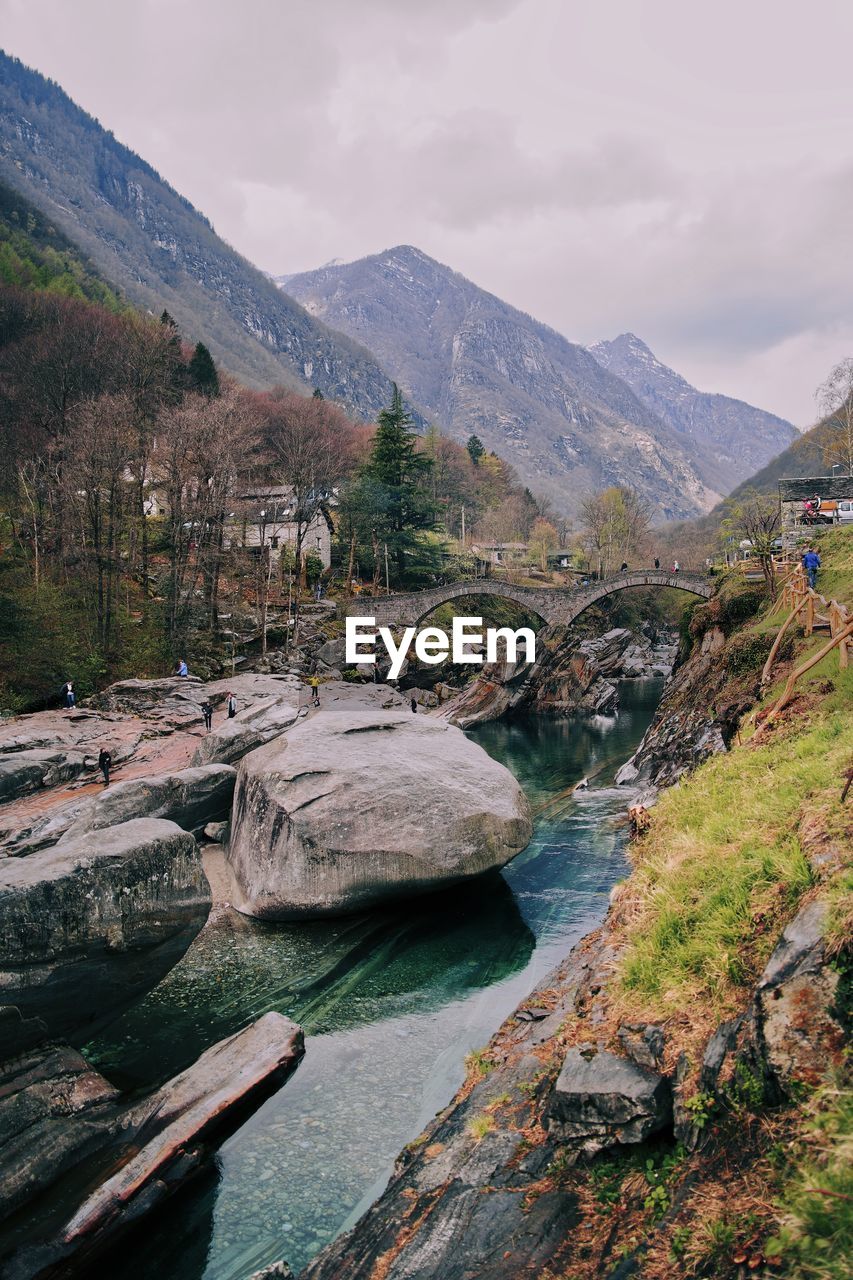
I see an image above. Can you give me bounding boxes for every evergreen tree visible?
[466,433,485,465]
[187,341,220,397]
[312,387,324,399]
[364,385,437,583]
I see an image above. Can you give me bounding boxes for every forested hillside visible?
[0,51,414,422]
[0,210,552,710]
[0,178,122,309]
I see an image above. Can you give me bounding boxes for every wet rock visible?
[0,1043,121,1226]
[3,1014,304,1280]
[227,707,532,919]
[59,764,236,840]
[614,759,639,786]
[192,695,300,767]
[248,1263,295,1280]
[547,1047,672,1158]
[0,818,210,1041]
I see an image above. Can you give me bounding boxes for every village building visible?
[226,485,334,567]
[777,475,853,530]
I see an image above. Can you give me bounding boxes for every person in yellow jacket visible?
[309,674,320,707]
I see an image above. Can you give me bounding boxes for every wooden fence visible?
[760,563,851,724]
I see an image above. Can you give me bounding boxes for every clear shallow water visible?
[86,679,663,1279]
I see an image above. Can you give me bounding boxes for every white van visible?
[836,499,853,524]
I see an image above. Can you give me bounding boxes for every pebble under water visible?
[84,679,663,1279]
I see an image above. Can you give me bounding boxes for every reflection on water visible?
[87,679,662,1279]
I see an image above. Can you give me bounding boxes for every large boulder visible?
[752,899,846,1094]
[0,818,210,1041]
[227,708,532,919]
[0,749,89,802]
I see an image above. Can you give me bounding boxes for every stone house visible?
[226,485,334,567]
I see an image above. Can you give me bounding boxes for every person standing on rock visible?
[654,557,660,570]
[175,658,188,677]
[201,700,213,731]
[410,697,417,713]
[97,748,112,787]
[620,561,628,572]
[309,675,320,707]
[672,560,680,574]
[227,691,237,718]
[62,681,76,710]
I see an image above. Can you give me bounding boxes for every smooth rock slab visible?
[547,1047,672,1158]
[59,764,236,840]
[192,695,300,767]
[227,707,532,919]
[0,818,210,1040]
[3,1013,303,1280]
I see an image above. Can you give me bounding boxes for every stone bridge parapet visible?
[339,571,713,630]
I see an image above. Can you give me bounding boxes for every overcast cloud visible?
[2,0,852,426]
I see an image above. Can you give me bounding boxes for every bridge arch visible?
[339,570,713,631]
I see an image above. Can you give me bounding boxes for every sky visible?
[2,0,852,428]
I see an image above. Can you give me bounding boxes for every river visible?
[85,678,663,1279]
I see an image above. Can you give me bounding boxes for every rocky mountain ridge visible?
[590,332,798,498]
[282,246,721,520]
[0,52,416,423]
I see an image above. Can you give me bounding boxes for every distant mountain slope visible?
[589,332,798,496]
[722,418,842,503]
[0,51,411,420]
[282,246,718,521]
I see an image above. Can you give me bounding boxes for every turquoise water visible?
[87,679,662,1278]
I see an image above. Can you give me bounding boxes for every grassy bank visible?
[620,528,852,1025]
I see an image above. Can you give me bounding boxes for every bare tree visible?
[579,486,652,578]
[155,384,256,641]
[264,391,353,582]
[721,488,781,596]
[817,358,853,477]
[67,393,136,650]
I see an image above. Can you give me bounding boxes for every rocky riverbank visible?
[440,623,677,728]
[294,562,851,1280]
[0,665,535,1277]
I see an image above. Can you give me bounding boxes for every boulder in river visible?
[0,817,210,1040]
[227,707,532,919]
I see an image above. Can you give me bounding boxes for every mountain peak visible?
[589,332,797,489]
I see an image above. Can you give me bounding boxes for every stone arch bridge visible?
[339,570,713,630]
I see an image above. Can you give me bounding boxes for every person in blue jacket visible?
[802,546,821,589]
